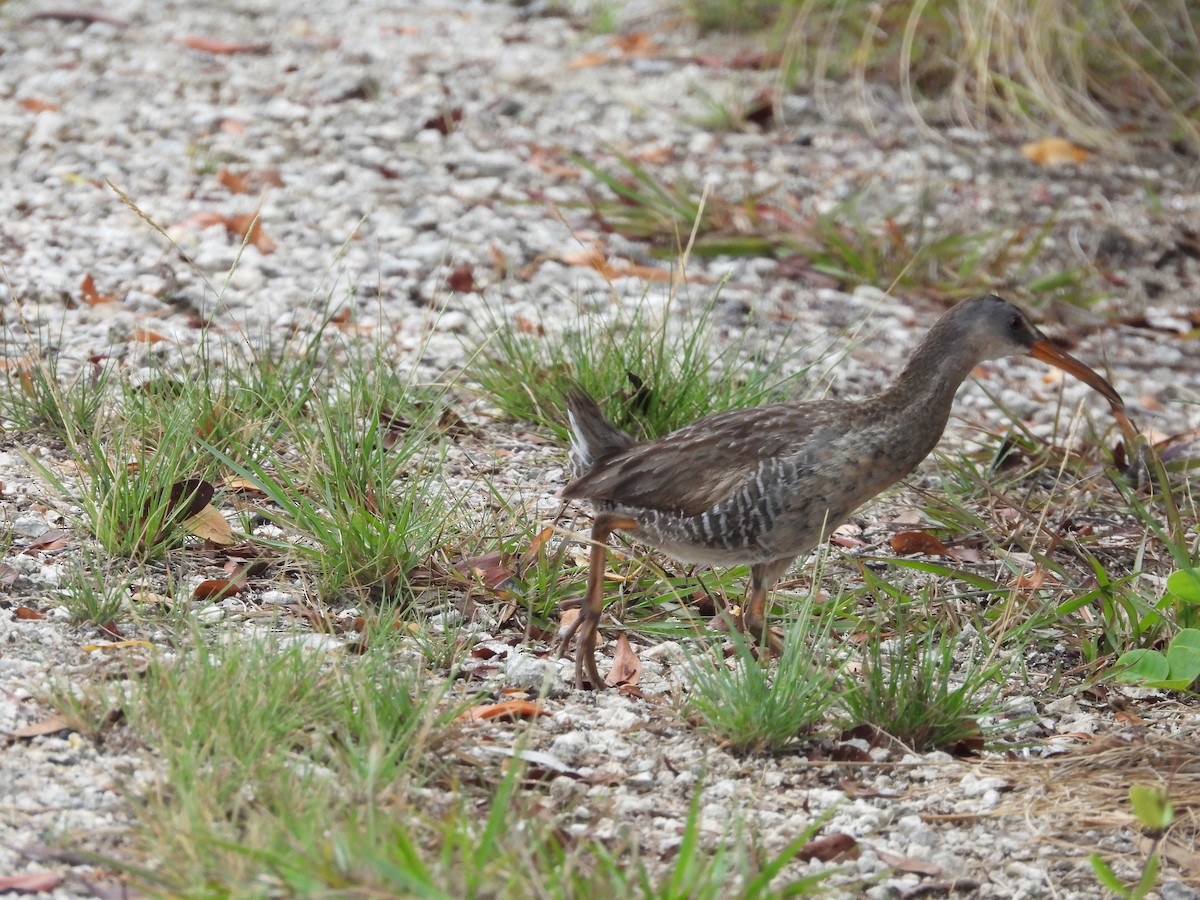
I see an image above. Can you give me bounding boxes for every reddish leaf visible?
[23,529,71,553]
[447,262,477,293]
[179,35,271,55]
[890,530,950,557]
[166,479,215,521]
[513,314,544,336]
[604,634,641,687]
[0,871,64,892]
[13,606,46,621]
[129,329,171,344]
[193,578,244,601]
[285,603,334,632]
[217,167,250,194]
[19,98,60,113]
[80,273,118,305]
[797,833,858,862]
[225,214,276,253]
[422,108,463,134]
[457,700,546,722]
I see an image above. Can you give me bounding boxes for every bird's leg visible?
[556,513,637,689]
[740,559,790,655]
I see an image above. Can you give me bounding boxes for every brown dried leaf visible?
[890,530,950,557]
[19,98,60,113]
[604,634,641,687]
[422,108,463,134]
[566,51,608,70]
[797,833,858,862]
[80,273,118,305]
[23,529,71,553]
[130,328,171,344]
[13,606,46,621]
[217,167,250,194]
[457,699,547,722]
[874,848,942,876]
[0,871,64,892]
[447,262,477,293]
[8,713,71,739]
[193,578,243,601]
[183,504,236,545]
[179,35,271,55]
[1021,137,1090,167]
[286,603,334,632]
[225,214,276,253]
[611,32,659,55]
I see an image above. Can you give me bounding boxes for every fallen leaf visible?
[513,314,543,335]
[80,273,118,305]
[217,167,250,194]
[82,640,154,652]
[874,848,942,876]
[1021,137,1090,167]
[457,700,547,722]
[285,603,334,632]
[179,35,271,55]
[520,526,555,567]
[225,214,276,253]
[890,531,950,557]
[27,9,128,27]
[1013,567,1046,589]
[8,714,71,739]
[611,32,659,55]
[19,98,60,113]
[422,108,462,134]
[129,329,171,344]
[0,871,64,892]
[567,51,608,70]
[447,262,477,293]
[193,578,244,601]
[183,505,237,545]
[604,634,641,687]
[797,833,858,862]
[164,479,215,521]
[23,529,71,553]
[13,606,46,621]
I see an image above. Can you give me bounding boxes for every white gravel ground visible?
[3,0,1200,896]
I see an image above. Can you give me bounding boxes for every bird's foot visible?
[555,607,605,690]
[741,611,785,657]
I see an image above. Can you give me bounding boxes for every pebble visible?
[1,0,1197,896]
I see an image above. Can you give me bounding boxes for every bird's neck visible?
[872,324,988,462]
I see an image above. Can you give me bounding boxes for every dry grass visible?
[750,0,1200,156]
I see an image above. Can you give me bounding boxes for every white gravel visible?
[3,0,1200,896]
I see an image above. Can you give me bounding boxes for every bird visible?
[555,294,1133,689]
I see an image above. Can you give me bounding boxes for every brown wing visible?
[561,401,851,516]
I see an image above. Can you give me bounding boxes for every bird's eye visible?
[1009,314,1022,330]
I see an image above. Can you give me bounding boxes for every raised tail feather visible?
[565,390,636,476]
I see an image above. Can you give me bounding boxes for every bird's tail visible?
[565,389,636,475]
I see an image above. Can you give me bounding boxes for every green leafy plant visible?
[1111,628,1200,691]
[1090,783,1173,899]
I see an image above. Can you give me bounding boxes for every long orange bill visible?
[1028,340,1139,442]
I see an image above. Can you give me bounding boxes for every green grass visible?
[839,610,1020,752]
[686,596,844,754]
[472,285,820,441]
[571,149,1101,307]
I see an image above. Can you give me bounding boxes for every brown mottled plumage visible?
[557,294,1132,689]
